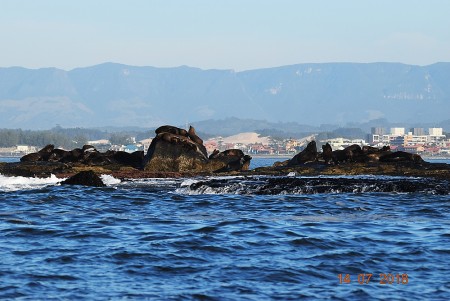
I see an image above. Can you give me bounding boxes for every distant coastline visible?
[422,156,450,161]
[249,154,292,159]
[1,153,449,160]
[0,154,21,158]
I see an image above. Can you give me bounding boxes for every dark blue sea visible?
[1,157,449,300]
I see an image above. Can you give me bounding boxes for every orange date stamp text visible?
[338,273,409,285]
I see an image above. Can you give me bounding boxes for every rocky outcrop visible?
[142,130,209,172]
[143,125,251,172]
[4,131,448,181]
[61,170,106,187]
[242,140,450,181]
[6,125,252,176]
[184,175,450,195]
[0,161,71,177]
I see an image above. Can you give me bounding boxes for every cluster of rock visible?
[21,144,144,168]
[185,176,449,195]
[282,141,424,166]
[6,123,450,187]
[143,125,252,172]
[18,125,252,174]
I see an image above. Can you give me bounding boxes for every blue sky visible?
[1,0,449,70]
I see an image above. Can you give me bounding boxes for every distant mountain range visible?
[190,117,450,138]
[0,62,449,130]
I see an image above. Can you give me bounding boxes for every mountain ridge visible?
[0,62,449,129]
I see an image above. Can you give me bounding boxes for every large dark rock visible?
[143,125,251,172]
[143,132,209,172]
[61,170,106,187]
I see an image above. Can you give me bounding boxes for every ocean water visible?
[0,158,449,300]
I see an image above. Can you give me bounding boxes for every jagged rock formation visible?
[142,128,209,172]
[2,131,448,181]
[5,125,252,176]
[143,125,251,172]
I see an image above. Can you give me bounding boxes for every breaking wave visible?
[0,173,122,191]
[0,174,64,192]
[100,174,121,186]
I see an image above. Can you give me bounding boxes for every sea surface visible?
[0,157,449,300]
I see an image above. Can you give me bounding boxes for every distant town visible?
[1,126,449,159]
[202,127,450,158]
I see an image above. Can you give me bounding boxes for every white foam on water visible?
[0,174,64,191]
[180,178,199,187]
[100,174,121,186]
[127,178,179,186]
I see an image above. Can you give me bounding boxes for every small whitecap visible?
[180,179,199,187]
[100,174,121,186]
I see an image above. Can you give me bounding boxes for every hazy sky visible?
[1,0,449,70]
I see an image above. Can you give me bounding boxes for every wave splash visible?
[0,173,123,191]
[177,176,450,195]
[100,174,121,186]
[0,174,64,191]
